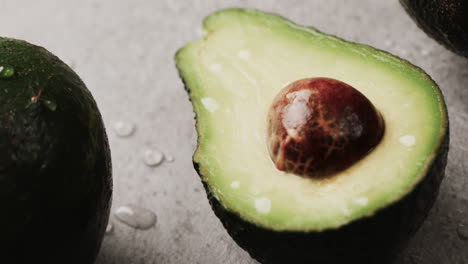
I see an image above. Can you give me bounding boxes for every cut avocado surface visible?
[177,8,447,230]
[176,8,448,263]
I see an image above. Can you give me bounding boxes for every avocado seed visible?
[267,78,385,178]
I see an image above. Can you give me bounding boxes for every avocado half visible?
[176,9,449,264]
[400,0,468,58]
[0,38,112,263]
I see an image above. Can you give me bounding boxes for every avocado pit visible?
[267,77,385,178]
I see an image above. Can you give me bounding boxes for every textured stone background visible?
[1,0,467,263]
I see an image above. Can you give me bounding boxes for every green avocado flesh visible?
[176,9,447,232]
[0,38,112,263]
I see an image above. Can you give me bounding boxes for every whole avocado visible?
[400,0,468,58]
[0,38,112,263]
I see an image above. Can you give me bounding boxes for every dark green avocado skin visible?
[401,0,468,58]
[0,38,112,263]
[196,133,448,264]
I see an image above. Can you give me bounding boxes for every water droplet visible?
[143,148,164,167]
[105,222,113,234]
[255,197,271,214]
[113,121,136,137]
[209,64,222,73]
[114,205,157,230]
[342,207,351,216]
[42,98,57,111]
[354,197,369,206]
[457,221,468,240]
[384,40,393,47]
[0,65,15,79]
[230,181,240,189]
[165,154,174,163]
[399,135,416,147]
[201,97,220,112]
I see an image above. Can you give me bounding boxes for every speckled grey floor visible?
[1,1,467,263]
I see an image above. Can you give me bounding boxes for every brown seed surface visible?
[267,78,385,178]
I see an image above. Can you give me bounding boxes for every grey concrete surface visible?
[1,0,467,263]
